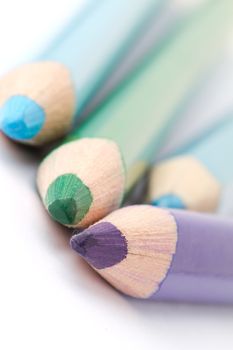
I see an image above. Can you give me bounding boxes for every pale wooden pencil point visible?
[149,156,221,212]
[37,138,126,228]
[72,205,177,298]
[0,62,76,145]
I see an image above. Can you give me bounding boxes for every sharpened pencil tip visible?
[48,198,77,225]
[152,194,186,209]
[0,95,45,140]
[45,173,93,226]
[70,222,128,269]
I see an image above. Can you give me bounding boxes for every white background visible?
[0,1,233,349]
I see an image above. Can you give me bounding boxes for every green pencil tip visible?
[45,173,93,226]
[48,198,77,225]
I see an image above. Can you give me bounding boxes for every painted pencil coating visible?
[71,205,233,303]
[81,0,209,118]
[149,115,233,212]
[42,0,162,115]
[67,0,233,191]
[189,117,233,184]
[0,0,161,145]
[153,209,233,303]
[37,0,233,229]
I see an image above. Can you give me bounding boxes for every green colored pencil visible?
[37,0,233,228]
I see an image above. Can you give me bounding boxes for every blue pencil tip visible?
[152,194,186,209]
[0,95,45,141]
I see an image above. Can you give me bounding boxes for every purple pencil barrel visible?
[153,210,233,303]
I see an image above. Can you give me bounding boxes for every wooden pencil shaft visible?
[155,53,233,161]
[66,0,233,191]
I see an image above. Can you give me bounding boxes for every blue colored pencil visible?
[149,113,233,212]
[0,0,164,145]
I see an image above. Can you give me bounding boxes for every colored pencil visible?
[0,0,162,145]
[70,205,233,303]
[37,0,233,229]
[149,114,233,212]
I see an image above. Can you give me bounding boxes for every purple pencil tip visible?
[70,222,127,269]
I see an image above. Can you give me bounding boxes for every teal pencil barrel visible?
[42,0,164,115]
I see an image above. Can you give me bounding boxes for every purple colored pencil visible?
[70,205,233,303]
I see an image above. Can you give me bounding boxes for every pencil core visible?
[0,95,45,140]
[45,173,93,226]
[70,222,128,269]
[152,194,186,209]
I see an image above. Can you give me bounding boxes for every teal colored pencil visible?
[37,0,233,229]
[149,114,233,212]
[0,0,162,145]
